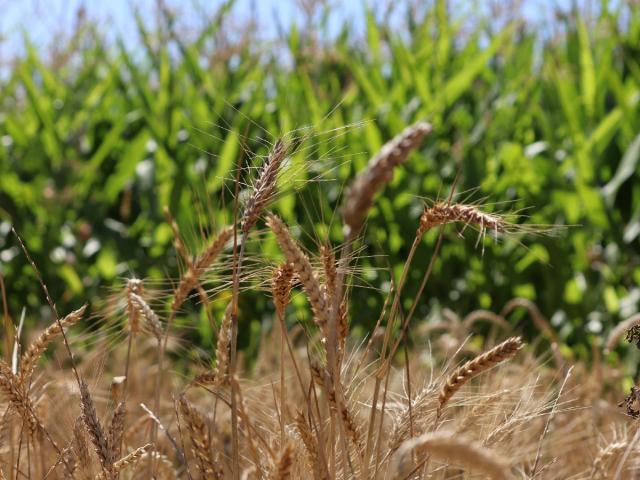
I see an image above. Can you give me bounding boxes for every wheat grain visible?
[392,431,509,479]
[272,263,295,318]
[438,337,523,413]
[274,442,294,479]
[241,139,288,235]
[590,441,627,479]
[19,305,86,385]
[125,279,144,336]
[178,396,223,479]
[266,213,328,334]
[94,444,152,480]
[73,416,92,479]
[417,201,509,237]
[79,379,111,473]
[342,121,432,237]
[171,227,233,313]
[129,293,163,341]
[106,401,126,465]
[605,313,640,354]
[0,359,44,438]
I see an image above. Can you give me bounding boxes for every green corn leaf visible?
[602,132,640,206]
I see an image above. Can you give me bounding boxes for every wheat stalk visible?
[590,441,627,479]
[73,416,92,479]
[19,305,86,385]
[0,359,44,438]
[178,396,223,479]
[266,213,328,334]
[392,431,509,479]
[604,313,640,354]
[438,336,523,413]
[171,227,232,313]
[342,121,432,237]
[274,442,294,479]
[417,202,508,237]
[241,139,288,235]
[272,263,295,318]
[106,401,126,465]
[94,444,152,480]
[125,279,144,336]
[79,379,111,475]
[129,293,163,341]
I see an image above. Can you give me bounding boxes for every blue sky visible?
[0,0,579,61]
[0,0,363,57]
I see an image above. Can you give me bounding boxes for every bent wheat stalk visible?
[19,305,86,386]
[342,121,432,238]
[437,336,523,415]
[392,432,509,480]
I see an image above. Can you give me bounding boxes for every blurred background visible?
[0,0,639,359]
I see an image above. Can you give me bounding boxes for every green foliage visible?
[1,2,639,353]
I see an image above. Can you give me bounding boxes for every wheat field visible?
[0,121,637,479]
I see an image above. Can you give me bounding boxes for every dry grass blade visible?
[241,139,288,235]
[266,213,328,334]
[342,121,432,237]
[438,336,523,413]
[19,305,86,385]
[392,431,509,479]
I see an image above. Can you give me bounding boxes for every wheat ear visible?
[392,431,509,480]
[125,278,144,336]
[188,304,233,389]
[107,401,126,465]
[178,396,223,479]
[19,305,86,385]
[241,139,288,235]
[590,441,627,479]
[79,379,111,474]
[604,313,640,354]
[72,416,92,479]
[438,337,523,413]
[171,227,232,313]
[417,202,508,237]
[0,359,45,438]
[342,121,432,237]
[129,293,163,341]
[274,442,294,479]
[272,263,295,318]
[266,213,328,334]
[95,444,152,480]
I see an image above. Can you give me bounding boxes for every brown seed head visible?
[272,263,295,318]
[342,121,432,237]
[438,337,523,412]
[242,139,288,235]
